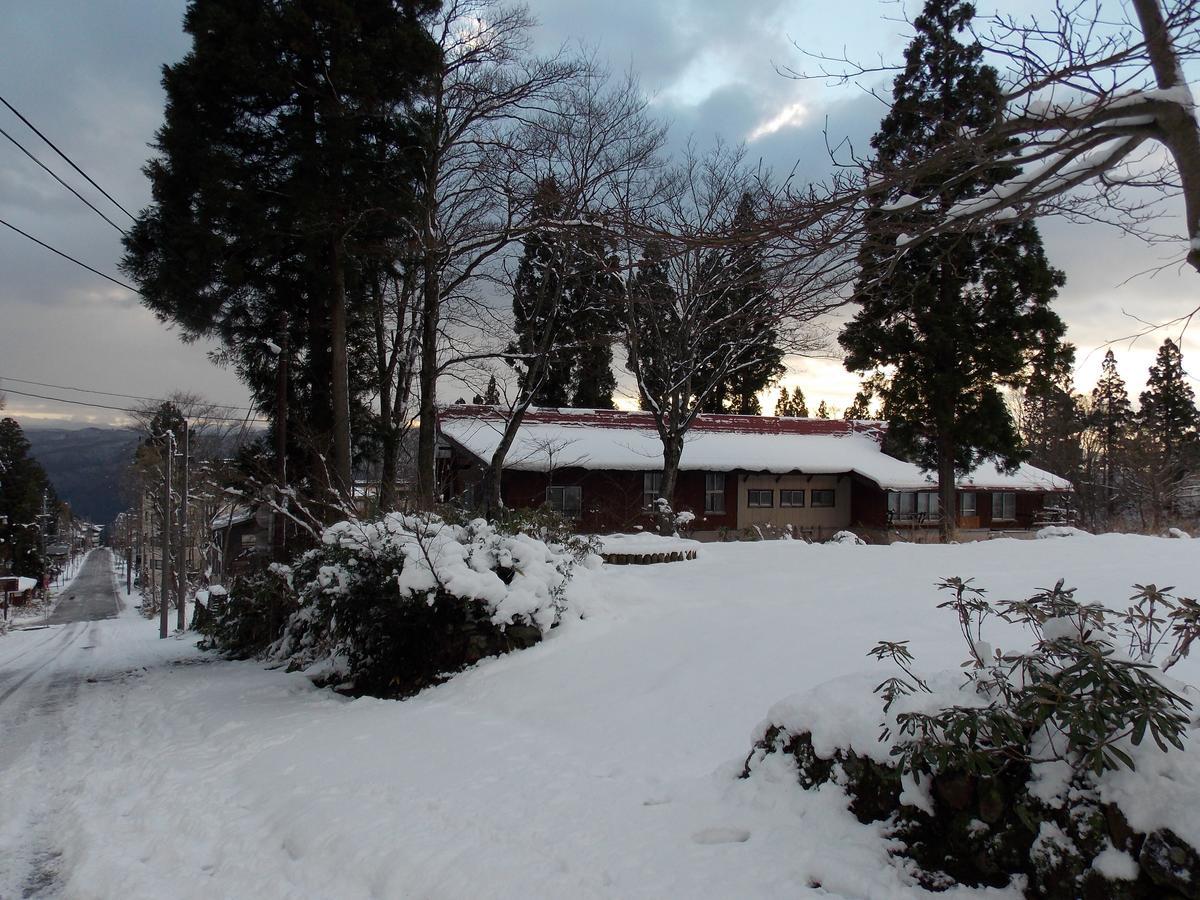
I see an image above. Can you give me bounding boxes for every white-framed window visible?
[643,472,662,510]
[547,485,582,519]
[811,488,836,508]
[780,489,805,507]
[959,492,978,517]
[992,491,1016,521]
[747,489,774,508]
[704,473,726,513]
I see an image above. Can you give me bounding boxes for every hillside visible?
[24,426,139,524]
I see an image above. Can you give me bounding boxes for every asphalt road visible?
[41,551,122,625]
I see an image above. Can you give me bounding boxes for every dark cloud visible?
[0,0,1195,425]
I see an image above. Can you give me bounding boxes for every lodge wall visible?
[735,473,850,532]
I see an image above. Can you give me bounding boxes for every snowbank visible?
[598,532,701,555]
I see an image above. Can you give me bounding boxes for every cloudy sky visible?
[0,0,1196,428]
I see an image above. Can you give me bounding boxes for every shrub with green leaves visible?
[274,512,596,697]
[871,577,1196,779]
[197,565,297,659]
[745,576,1200,897]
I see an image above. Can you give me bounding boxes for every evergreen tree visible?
[122,0,440,499]
[698,194,785,414]
[840,0,1066,541]
[1138,338,1200,468]
[1089,349,1134,518]
[843,380,877,420]
[510,180,621,409]
[511,179,572,407]
[564,223,621,409]
[483,375,501,406]
[628,242,681,413]
[815,400,832,419]
[775,386,809,417]
[0,418,54,579]
[1021,343,1084,479]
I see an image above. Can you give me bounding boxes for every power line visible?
[0,92,136,222]
[0,374,256,413]
[1,386,268,425]
[0,217,139,294]
[0,123,127,234]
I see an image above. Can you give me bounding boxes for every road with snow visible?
[0,550,125,896]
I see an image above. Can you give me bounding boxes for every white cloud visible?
[747,100,809,142]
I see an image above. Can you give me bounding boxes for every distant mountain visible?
[25,426,139,524]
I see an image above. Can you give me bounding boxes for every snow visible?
[1092,843,1139,881]
[210,503,254,529]
[316,515,584,631]
[599,533,701,555]
[1037,525,1088,539]
[439,408,1071,492]
[4,536,1200,898]
[12,576,37,592]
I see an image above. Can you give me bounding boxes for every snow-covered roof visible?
[437,406,1072,492]
[211,504,255,530]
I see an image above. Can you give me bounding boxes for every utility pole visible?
[177,422,189,632]
[160,432,173,640]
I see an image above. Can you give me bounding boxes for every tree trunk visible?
[1131,0,1200,273]
[416,248,440,508]
[273,318,289,561]
[937,431,957,543]
[330,238,352,499]
[658,433,684,536]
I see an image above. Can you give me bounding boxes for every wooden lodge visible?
[436,406,1073,542]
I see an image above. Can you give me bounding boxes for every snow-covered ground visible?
[1,535,1199,899]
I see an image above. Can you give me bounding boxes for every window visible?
[704,473,726,514]
[643,472,662,510]
[959,492,977,517]
[888,491,938,519]
[992,491,1016,521]
[811,488,836,508]
[547,485,582,519]
[747,489,774,508]
[780,489,805,507]
[916,492,939,518]
[888,491,916,518]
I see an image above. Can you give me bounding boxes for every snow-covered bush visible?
[744,577,1200,897]
[198,569,296,659]
[273,512,596,697]
[827,530,866,545]
[1036,525,1088,539]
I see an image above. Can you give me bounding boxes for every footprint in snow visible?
[691,827,750,845]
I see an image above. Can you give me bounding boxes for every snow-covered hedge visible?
[274,513,597,697]
[743,577,1200,898]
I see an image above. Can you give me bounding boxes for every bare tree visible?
[411,0,590,506]
[789,0,1200,274]
[618,145,838,528]
[473,68,666,517]
[366,259,422,511]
